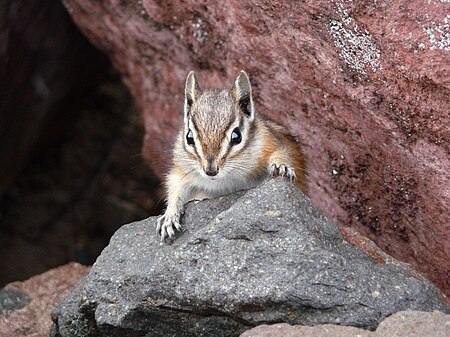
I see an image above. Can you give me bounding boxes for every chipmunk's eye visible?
[186,129,195,145]
[230,127,242,145]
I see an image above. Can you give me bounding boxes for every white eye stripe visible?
[184,116,251,163]
[183,122,201,156]
[219,121,249,159]
[187,123,209,160]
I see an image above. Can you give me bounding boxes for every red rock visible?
[240,310,450,337]
[63,0,450,296]
[0,263,89,337]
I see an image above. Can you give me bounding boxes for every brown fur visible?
[258,119,307,193]
[157,71,307,240]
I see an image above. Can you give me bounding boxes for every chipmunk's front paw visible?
[156,211,182,242]
[269,163,296,182]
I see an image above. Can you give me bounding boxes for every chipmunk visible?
[157,71,307,241]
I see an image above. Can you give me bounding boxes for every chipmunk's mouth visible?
[201,170,221,181]
[203,167,219,178]
[205,174,218,180]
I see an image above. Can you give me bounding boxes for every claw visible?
[156,210,183,242]
[156,215,164,232]
[269,163,296,182]
[160,228,167,241]
[288,168,297,181]
[269,163,278,177]
[167,225,175,238]
[174,220,182,231]
[279,164,286,177]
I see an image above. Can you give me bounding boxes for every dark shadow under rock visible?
[51,179,449,337]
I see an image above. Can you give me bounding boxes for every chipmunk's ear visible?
[184,71,202,117]
[232,70,254,120]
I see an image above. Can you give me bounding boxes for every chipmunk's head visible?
[182,70,256,179]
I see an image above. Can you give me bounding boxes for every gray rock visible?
[51,179,449,337]
[0,289,30,315]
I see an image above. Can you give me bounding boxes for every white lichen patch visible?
[191,17,209,43]
[423,14,450,51]
[265,210,282,218]
[328,0,381,74]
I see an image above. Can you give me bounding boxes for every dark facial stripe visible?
[184,121,200,159]
[182,138,199,160]
[190,118,200,138]
[222,118,241,160]
[224,118,256,160]
[216,112,239,160]
[235,119,256,156]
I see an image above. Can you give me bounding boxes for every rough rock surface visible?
[62,0,450,296]
[51,180,448,337]
[0,263,90,337]
[240,310,450,337]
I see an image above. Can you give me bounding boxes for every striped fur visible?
[157,71,307,240]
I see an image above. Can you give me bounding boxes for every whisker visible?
[155,196,165,210]
[172,168,196,188]
[130,162,148,170]
[129,153,143,158]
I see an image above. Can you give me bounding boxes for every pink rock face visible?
[239,311,450,337]
[64,0,450,296]
[0,263,89,337]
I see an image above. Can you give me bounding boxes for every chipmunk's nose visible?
[205,156,219,176]
[205,167,219,176]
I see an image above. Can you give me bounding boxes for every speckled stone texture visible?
[51,180,449,337]
[62,0,450,297]
[240,310,450,337]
